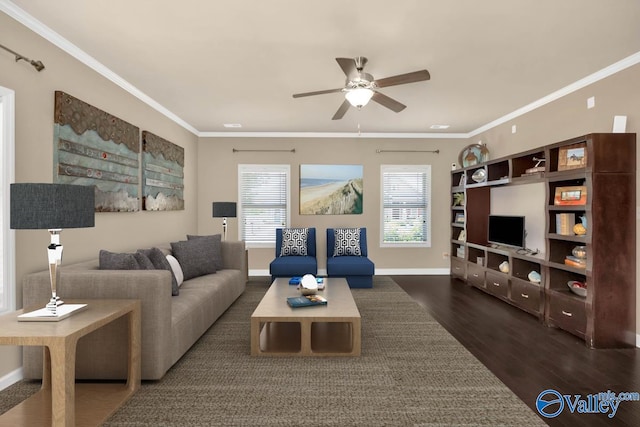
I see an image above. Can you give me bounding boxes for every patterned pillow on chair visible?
[280,228,308,256]
[334,228,361,256]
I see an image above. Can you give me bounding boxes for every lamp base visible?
[45,296,64,312]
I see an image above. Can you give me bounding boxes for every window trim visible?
[1,87,16,314]
[237,164,290,249]
[380,164,431,248]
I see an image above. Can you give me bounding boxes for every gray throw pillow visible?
[99,250,141,270]
[134,252,155,270]
[138,247,179,296]
[187,234,223,270]
[171,239,217,281]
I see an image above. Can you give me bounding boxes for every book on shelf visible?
[286,295,328,308]
[564,256,586,269]
[556,213,575,235]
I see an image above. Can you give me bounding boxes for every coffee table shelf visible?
[251,278,361,356]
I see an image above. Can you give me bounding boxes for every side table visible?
[0,299,141,426]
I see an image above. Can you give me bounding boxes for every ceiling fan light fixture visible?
[345,88,374,108]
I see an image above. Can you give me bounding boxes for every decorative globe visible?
[573,223,586,236]
[572,246,587,259]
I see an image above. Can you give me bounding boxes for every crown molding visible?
[198,131,468,139]
[3,1,639,140]
[0,0,199,136]
[468,51,640,137]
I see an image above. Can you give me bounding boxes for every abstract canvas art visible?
[141,131,184,211]
[300,164,363,215]
[53,91,140,211]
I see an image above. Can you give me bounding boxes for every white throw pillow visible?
[166,254,184,287]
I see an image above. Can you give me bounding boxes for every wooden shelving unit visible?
[450,133,636,348]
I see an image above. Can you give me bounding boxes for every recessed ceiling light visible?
[430,124,450,129]
[223,123,242,128]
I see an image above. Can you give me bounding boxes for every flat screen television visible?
[488,215,526,249]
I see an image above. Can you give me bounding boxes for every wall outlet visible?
[587,96,595,109]
[442,252,450,259]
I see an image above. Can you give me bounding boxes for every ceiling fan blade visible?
[374,69,430,88]
[292,88,343,98]
[372,91,406,113]
[336,57,358,78]
[332,100,351,120]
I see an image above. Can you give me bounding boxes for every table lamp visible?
[212,202,236,240]
[10,183,95,314]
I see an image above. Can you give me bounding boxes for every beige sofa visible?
[22,240,247,380]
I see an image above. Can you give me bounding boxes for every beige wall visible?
[0,13,199,379]
[197,137,466,273]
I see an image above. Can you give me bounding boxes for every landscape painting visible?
[300,164,363,215]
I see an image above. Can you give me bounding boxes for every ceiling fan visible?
[292,56,430,120]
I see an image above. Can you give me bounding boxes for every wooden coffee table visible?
[251,277,361,356]
[0,299,141,427]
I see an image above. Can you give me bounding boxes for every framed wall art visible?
[53,91,140,212]
[300,164,363,215]
[141,131,185,211]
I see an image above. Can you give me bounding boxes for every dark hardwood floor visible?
[393,275,640,427]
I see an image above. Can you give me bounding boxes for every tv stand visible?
[450,133,636,348]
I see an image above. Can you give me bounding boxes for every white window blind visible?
[238,165,290,246]
[381,165,431,247]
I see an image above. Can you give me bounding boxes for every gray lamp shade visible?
[212,202,237,218]
[10,183,95,229]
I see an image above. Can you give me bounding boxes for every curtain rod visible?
[376,149,439,154]
[0,43,45,72]
[232,148,295,153]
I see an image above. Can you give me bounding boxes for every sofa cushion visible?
[134,252,156,270]
[187,234,223,270]
[166,255,184,287]
[334,228,362,256]
[99,250,141,270]
[171,239,217,280]
[138,247,180,296]
[280,228,308,256]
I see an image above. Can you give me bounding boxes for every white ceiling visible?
[5,0,640,135]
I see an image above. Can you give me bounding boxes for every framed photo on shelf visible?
[554,186,587,205]
[454,213,465,223]
[558,143,587,171]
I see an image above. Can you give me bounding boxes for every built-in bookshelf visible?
[450,133,636,348]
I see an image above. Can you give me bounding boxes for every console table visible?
[0,299,141,426]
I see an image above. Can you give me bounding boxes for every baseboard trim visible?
[249,268,449,277]
[0,368,23,392]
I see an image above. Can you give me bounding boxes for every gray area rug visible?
[0,277,545,426]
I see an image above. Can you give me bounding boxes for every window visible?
[0,87,16,313]
[238,165,290,247]
[381,165,431,247]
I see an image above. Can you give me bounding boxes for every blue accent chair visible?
[326,228,375,288]
[269,228,317,281]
